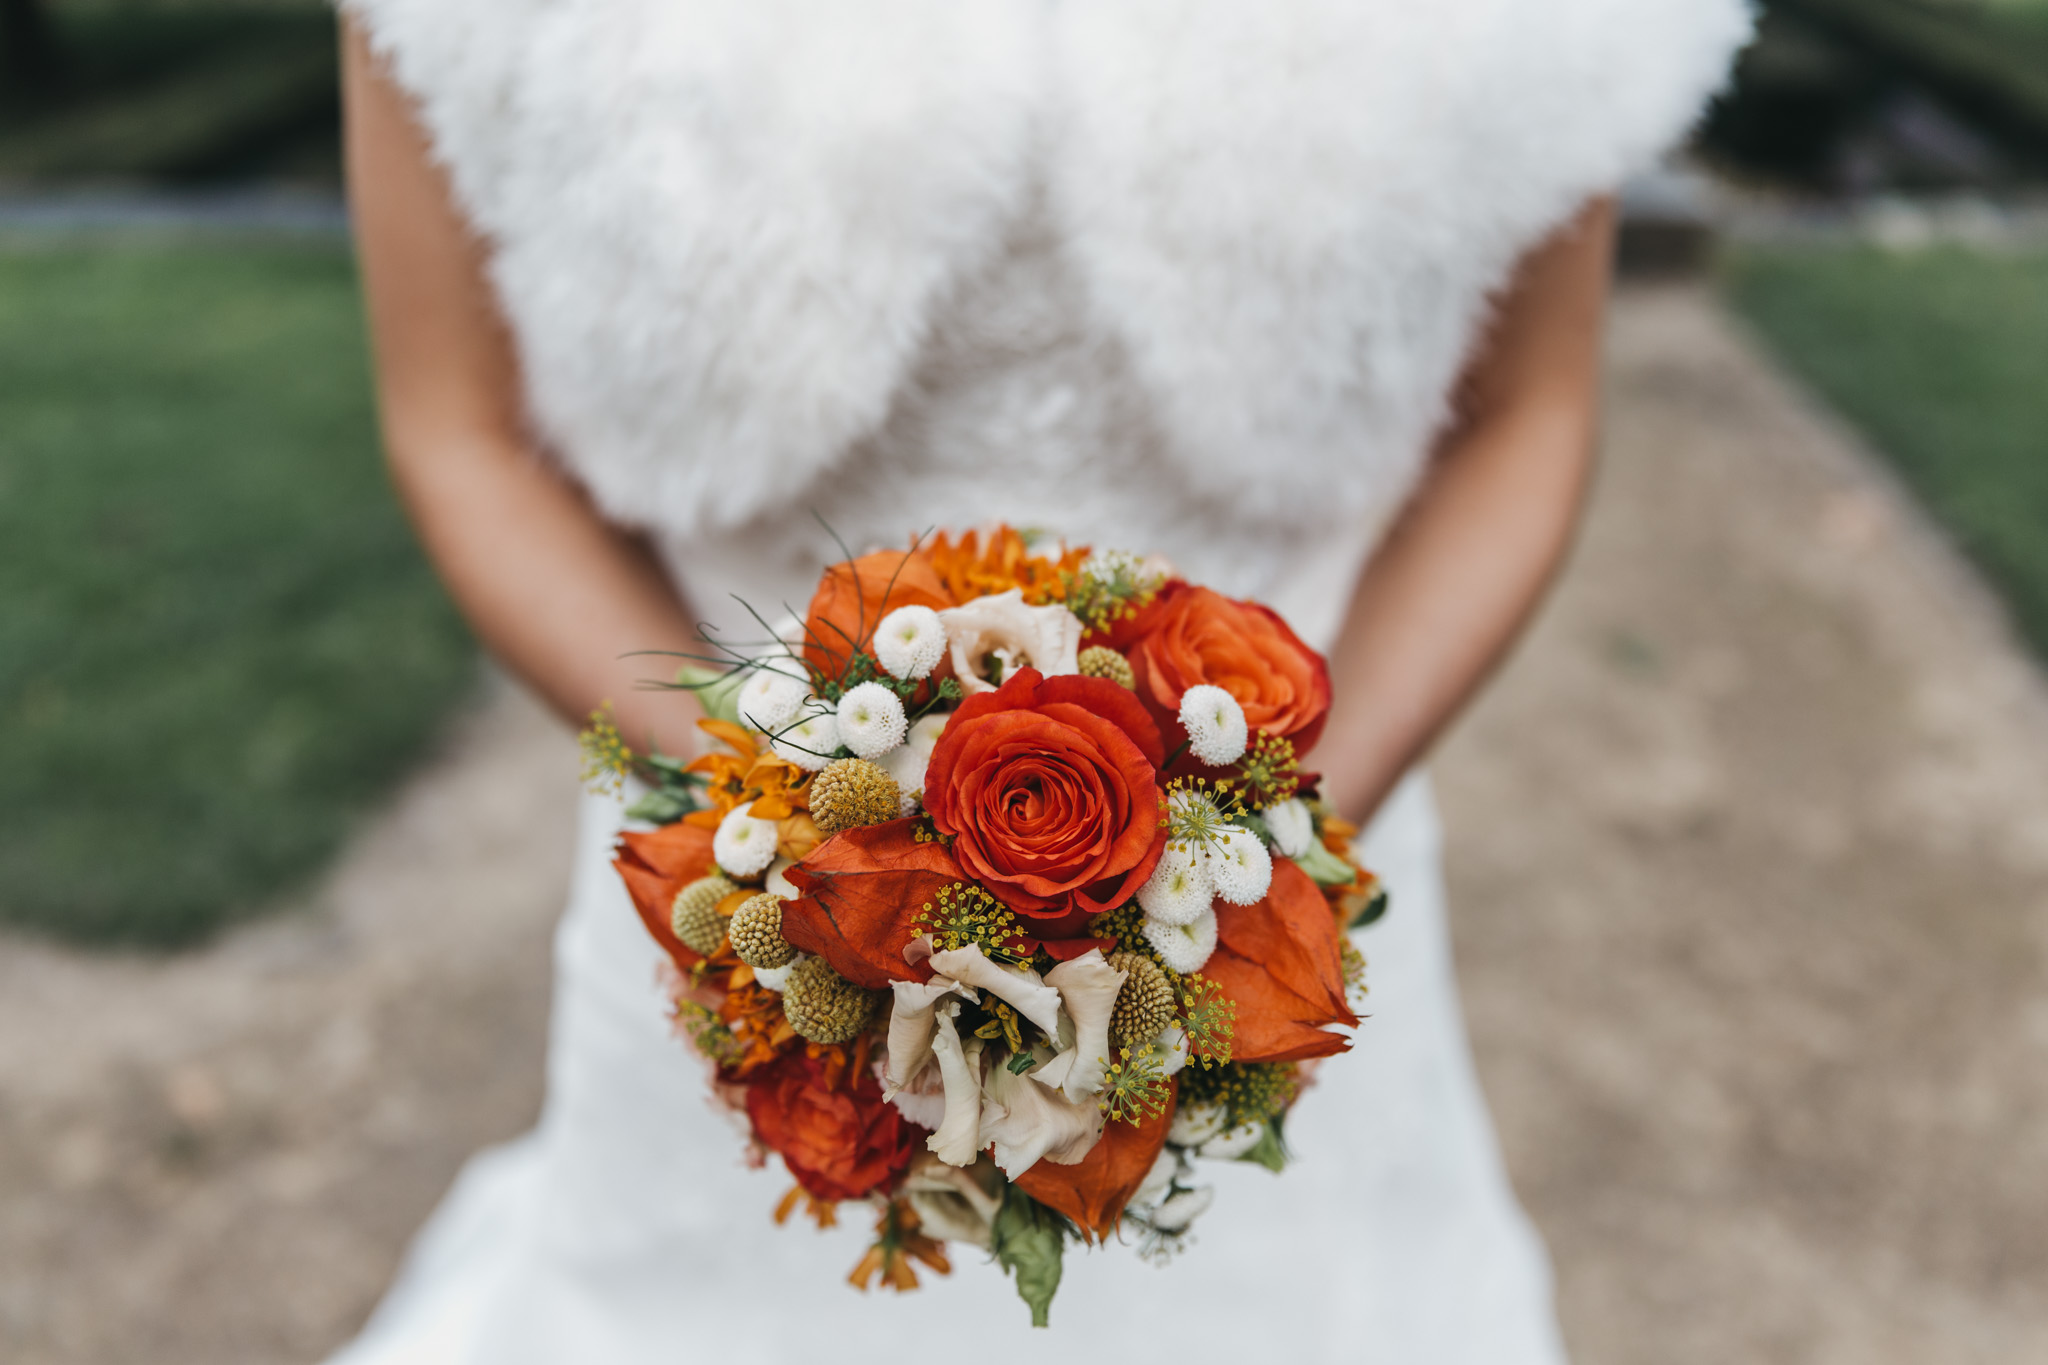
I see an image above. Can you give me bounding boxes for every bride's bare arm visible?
[343,23,704,756]
[1314,199,1615,823]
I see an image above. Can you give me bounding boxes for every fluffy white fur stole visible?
[345,0,1749,537]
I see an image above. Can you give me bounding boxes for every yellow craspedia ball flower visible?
[670,873,736,955]
[1108,951,1176,1050]
[809,757,901,835]
[1077,646,1136,690]
[780,956,882,1044]
[728,892,797,970]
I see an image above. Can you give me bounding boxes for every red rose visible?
[1124,583,1332,751]
[745,1050,919,1203]
[921,669,1165,927]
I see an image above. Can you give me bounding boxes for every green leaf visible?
[1291,837,1357,888]
[1238,1119,1289,1173]
[1348,883,1390,929]
[990,1187,1068,1328]
[623,788,694,824]
[1232,811,1274,845]
[672,664,743,725]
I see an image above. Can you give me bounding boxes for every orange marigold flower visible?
[927,525,1088,607]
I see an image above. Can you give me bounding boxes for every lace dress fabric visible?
[328,184,1567,1365]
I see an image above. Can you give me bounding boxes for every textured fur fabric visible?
[345,0,1750,537]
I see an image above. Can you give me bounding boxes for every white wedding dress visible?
[333,189,1569,1365]
[329,1,1747,1358]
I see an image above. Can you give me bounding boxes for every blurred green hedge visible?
[0,242,474,946]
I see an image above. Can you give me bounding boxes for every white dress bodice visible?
[658,182,1382,653]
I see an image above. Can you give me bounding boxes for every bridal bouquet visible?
[586,527,1384,1325]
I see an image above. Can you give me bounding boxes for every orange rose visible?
[1123,583,1332,752]
[922,669,1165,928]
[745,1050,920,1203]
[803,546,955,680]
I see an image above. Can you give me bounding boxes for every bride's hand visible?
[344,21,705,758]
[1312,198,1615,825]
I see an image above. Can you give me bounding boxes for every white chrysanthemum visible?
[752,956,798,994]
[1136,842,1214,927]
[1263,796,1315,859]
[1149,1186,1215,1233]
[1155,1023,1191,1076]
[874,605,946,681]
[764,857,798,900]
[769,711,840,771]
[1205,825,1273,906]
[1167,1099,1227,1148]
[835,681,908,760]
[1143,906,1218,974]
[1179,684,1248,766]
[1129,1146,1185,1212]
[879,711,948,814]
[1198,1122,1267,1160]
[736,666,807,733]
[713,802,780,879]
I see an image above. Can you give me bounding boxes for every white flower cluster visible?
[733,589,1093,818]
[1132,786,1274,973]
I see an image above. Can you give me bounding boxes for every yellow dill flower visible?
[578,703,635,796]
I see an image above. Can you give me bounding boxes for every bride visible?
[327,3,1745,1361]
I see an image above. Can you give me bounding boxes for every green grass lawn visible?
[0,241,472,947]
[1724,242,2048,654]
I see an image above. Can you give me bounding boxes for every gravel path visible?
[4,285,2046,1363]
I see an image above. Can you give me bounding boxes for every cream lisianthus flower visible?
[884,944,1141,1168]
[926,944,1065,1040]
[1031,950,1127,1102]
[902,1154,1004,1247]
[979,1059,1104,1177]
[883,974,975,1098]
[938,589,1083,694]
[926,1003,988,1166]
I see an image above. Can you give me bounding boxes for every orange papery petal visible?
[1214,858,1356,1027]
[619,821,718,881]
[780,821,965,989]
[804,547,955,679]
[613,822,719,973]
[1015,1080,1174,1242]
[1198,948,1354,1063]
